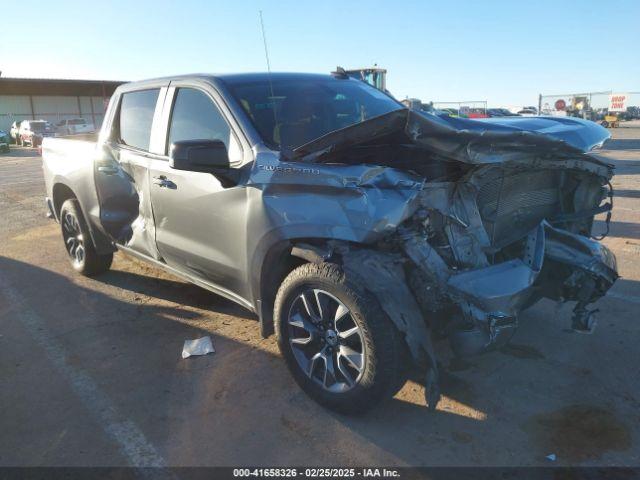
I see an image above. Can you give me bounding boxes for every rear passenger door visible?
[148,84,251,301]
[93,86,167,260]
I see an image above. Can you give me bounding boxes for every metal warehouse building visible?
[0,77,126,133]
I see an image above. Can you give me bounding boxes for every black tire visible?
[60,199,113,276]
[274,262,406,414]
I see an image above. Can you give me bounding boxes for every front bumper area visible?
[442,221,617,356]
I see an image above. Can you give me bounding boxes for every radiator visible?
[477,170,563,248]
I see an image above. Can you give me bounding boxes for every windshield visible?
[69,119,86,125]
[224,76,403,150]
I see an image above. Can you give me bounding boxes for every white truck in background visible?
[55,118,95,136]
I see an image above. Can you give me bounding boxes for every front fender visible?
[246,159,425,308]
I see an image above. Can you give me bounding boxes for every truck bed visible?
[42,134,100,222]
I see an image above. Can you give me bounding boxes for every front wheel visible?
[274,263,406,414]
[60,199,113,276]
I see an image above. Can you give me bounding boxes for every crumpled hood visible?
[292,109,612,165]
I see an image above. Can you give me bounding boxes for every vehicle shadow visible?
[98,267,256,321]
[2,256,637,466]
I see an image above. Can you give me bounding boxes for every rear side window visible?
[118,89,160,151]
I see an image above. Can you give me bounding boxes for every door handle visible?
[152,175,176,189]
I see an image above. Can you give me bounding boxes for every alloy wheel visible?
[62,211,85,267]
[287,288,365,393]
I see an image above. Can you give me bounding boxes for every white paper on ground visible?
[182,336,215,359]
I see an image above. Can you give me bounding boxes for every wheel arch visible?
[52,182,78,220]
[256,238,341,338]
[51,181,115,255]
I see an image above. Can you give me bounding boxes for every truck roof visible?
[115,72,343,92]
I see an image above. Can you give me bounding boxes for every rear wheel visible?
[274,262,406,414]
[60,199,113,276]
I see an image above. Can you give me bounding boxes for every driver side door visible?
[147,84,251,303]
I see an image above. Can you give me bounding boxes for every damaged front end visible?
[397,164,618,358]
[397,112,618,354]
[287,110,618,406]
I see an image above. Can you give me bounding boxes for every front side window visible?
[118,89,160,151]
[167,88,232,153]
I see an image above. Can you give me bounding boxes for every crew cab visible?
[42,73,618,413]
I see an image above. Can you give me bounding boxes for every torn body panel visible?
[247,157,424,245]
[93,145,160,260]
[292,109,612,165]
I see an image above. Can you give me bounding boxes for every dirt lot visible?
[1,126,639,468]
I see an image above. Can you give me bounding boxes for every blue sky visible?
[1,0,638,106]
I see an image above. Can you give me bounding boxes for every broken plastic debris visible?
[182,336,215,359]
[546,453,557,462]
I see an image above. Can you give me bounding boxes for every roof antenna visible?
[259,11,273,78]
[259,11,278,127]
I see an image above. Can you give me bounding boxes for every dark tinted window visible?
[118,89,159,151]
[167,88,231,152]
[224,76,402,150]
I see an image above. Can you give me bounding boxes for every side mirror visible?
[169,139,230,172]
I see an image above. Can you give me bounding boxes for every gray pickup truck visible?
[43,72,618,413]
